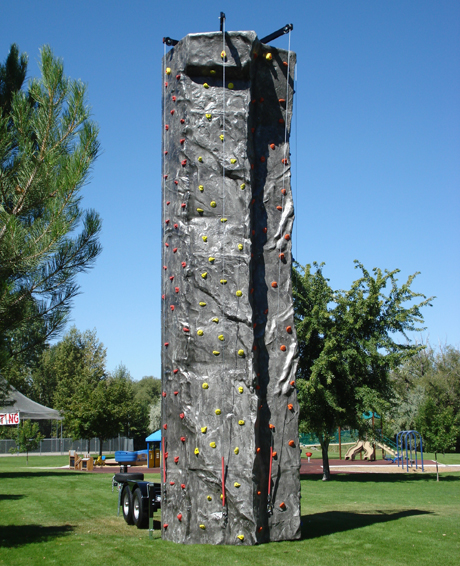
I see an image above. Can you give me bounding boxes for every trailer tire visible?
[114,472,144,482]
[133,487,148,529]
[122,486,134,525]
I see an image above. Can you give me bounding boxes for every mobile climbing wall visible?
[161,30,300,545]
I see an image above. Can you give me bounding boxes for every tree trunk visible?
[99,438,103,457]
[87,439,90,454]
[320,435,330,481]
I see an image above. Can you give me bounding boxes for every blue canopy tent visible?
[145,430,161,468]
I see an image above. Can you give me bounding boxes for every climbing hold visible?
[174,456,179,463]
[180,138,185,145]
[162,391,166,397]
[177,513,182,521]
[202,235,208,242]
[256,447,261,453]
[215,409,221,415]
[258,527,263,532]
[199,524,206,529]
[218,335,225,341]
[180,436,186,442]
[181,160,187,166]
[257,490,261,495]
[270,143,275,150]
[199,185,204,192]
[201,273,207,279]
[212,317,219,323]
[181,261,186,268]
[163,424,167,430]
[209,257,215,263]
[180,119,185,124]
[179,413,185,419]
[181,203,186,208]
[166,67,171,75]
[288,440,295,447]
[237,350,245,357]
[207,495,212,501]
[203,83,209,89]
[202,382,209,389]
[182,326,189,332]
[234,447,239,454]
[163,523,168,529]
[205,113,212,120]
[165,219,170,224]
[284,234,290,240]
[234,482,241,488]
[272,451,277,458]
[163,265,167,270]
[164,342,169,347]
[279,502,286,510]
[260,156,266,163]
[194,448,200,455]
[290,380,295,386]
[288,403,293,410]
[175,287,179,293]
[279,253,285,260]
[165,125,169,130]
[236,290,242,297]
[201,426,207,433]
[174,391,179,395]
[213,350,220,356]
[199,301,207,307]
[276,205,282,211]
[166,201,170,205]
[210,69,216,75]
[176,74,180,80]
[181,483,186,489]
[228,82,234,89]
[175,224,179,229]
[198,156,203,162]
[240,183,246,190]
[210,442,216,448]
[172,96,176,101]
[271,281,278,288]
[238,386,243,393]
[169,275,174,281]
[238,420,245,426]
[269,424,275,430]
[210,201,216,208]
[266,53,272,61]
[220,279,227,284]
[219,134,224,141]
[173,247,177,253]
[165,242,169,247]
[279,118,285,124]
[280,344,287,352]
[221,50,226,59]
[237,243,243,250]
[230,158,237,164]
[220,218,227,222]
[197,208,204,213]
[286,326,292,333]
[170,109,175,115]
[173,369,179,374]
[281,188,287,195]
[197,329,204,336]
[282,158,288,165]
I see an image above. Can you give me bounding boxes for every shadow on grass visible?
[0,471,85,479]
[301,509,432,540]
[0,524,74,548]
[0,494,25,501]
[300,473,460,483]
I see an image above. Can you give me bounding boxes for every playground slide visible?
[375,441,396,457]
[344,440,375,460]
[362,441,374,460]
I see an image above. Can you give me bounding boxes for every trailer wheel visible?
[122,486,134,525]
[133,487,148,529]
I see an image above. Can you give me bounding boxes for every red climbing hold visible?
[260,97,264,103]
[279,98,286,104]
[162,295,165,300]
[288,403,293,410]
[173,369,179,374]
[180,119,185,124]
[284,234,290,240]
[165,82,168,87]
[165,242,169,247]
[286,326,292,333]
[177,513,182,521]
[280,345,286,351]
[271,282,278,288]
[181,483,186,489]
[175,224,179,229]
[175,287,179,293]
[164,151,168,155]
[260,156,266,162]
[163,424,167,429]
[173,247,178,253]
[251,163,255,170]
[170,305,175,311]
[164,174,168,179]
[276,206,282,211]
[179,413,184,419]
[180,437,186,443]
[174,456,179,463]
[283,61,288,67]
[170,481,175,485]
[264,308,269,314]
[180,138,185,144]
[162,392,167,397]
[170,109,175,115]
[174,180,178,185]
[169,276,174,281]
[165,219,170,224]
[181,261,186,267]
[251,99,256,104]
[263,227,267,234]
[279,118,285,124]
[163,524,168,529]
[181,160,187,166]
[183,327,189,332]
[253,345,257,351]
[251,127,255,133]
[181,203,186,208]
[281,158,288,165]
[252,229,255,236]
[163,266,167,270]
[172,96,176,101]
[174,391,179,395]
[176,74,180,80]
[166,201,170,205]
[164,342,169,347]
[165,125,169,130]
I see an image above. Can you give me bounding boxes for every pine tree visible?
[0,44,102,377]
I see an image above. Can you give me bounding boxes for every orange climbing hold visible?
[281,188,287,195]
[286,326,292,333]
[256,447,261,453]
[269,424,275,430]
[271,281,278,288]
[279,502,286,509]
[260,156,266,162]
[279,253,285,260]
[270,143,275,150]
[288,440,295,447]
[280,345,287,351]
[284,234,290,240]
[276,206,282,211]
[272,451,277,458]
[290,380,295,386]
[288,403,293,411]
[281,158,288,164]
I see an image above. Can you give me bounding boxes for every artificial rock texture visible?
[161,31,300,545]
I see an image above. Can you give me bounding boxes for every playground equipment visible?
[396,430,424,472]
[68,450,93,471]
[345,440,375,460]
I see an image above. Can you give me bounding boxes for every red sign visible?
[0,412,20,425]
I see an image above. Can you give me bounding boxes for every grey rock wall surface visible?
[161,30,299,545]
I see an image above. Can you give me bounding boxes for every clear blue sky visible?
[2,1,459,380]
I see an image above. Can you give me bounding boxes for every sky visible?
[2,1,459,380]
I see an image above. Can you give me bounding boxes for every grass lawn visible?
[0,455,459,565]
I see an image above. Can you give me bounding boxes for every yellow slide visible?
[345,440,375,460]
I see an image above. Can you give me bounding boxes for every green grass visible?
[0,456,459,565]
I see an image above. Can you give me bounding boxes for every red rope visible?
[268,445,273,496]
[222,456,225,506]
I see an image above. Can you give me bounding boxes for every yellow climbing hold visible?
[215,409,221,415]
[199,301,207,307]
[240,183,246,190]
[220,494,223,500]
[228,82,234,89]
[203,83,209,89]
[197,208,204,213]
[234,482,241,488]
[210,442,216,448]
[238,386,243,394]
[238,243,243,251]
[210,69,216,76]
[166,67,171,75]
[237,534,244,541]
[194,447,200,455]
[206,113,212,120]
[198,156,203,162]
[236,290,242,297]
[209,257,215,263]
[221,50,227,59]
[212,317,219,323]
[213,350,220,356]
[266,53,273,61]
[210,201,216,208]
[207,495,212,501]
[238,349,245,357]
[199,185,204,192]
[201,426,207,433]
[218,335,224,341]
[219,134,224,141]
[234,447,239,455]
[202,382,209,389]
[202,235,207,242]
[230,158,237,164]
[199,524,206,529]
[220,218,227,222]
[238,419,245,426]
[220,279,227,284]
[197,329,204,336]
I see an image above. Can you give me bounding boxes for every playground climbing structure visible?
[160,27,300,544]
